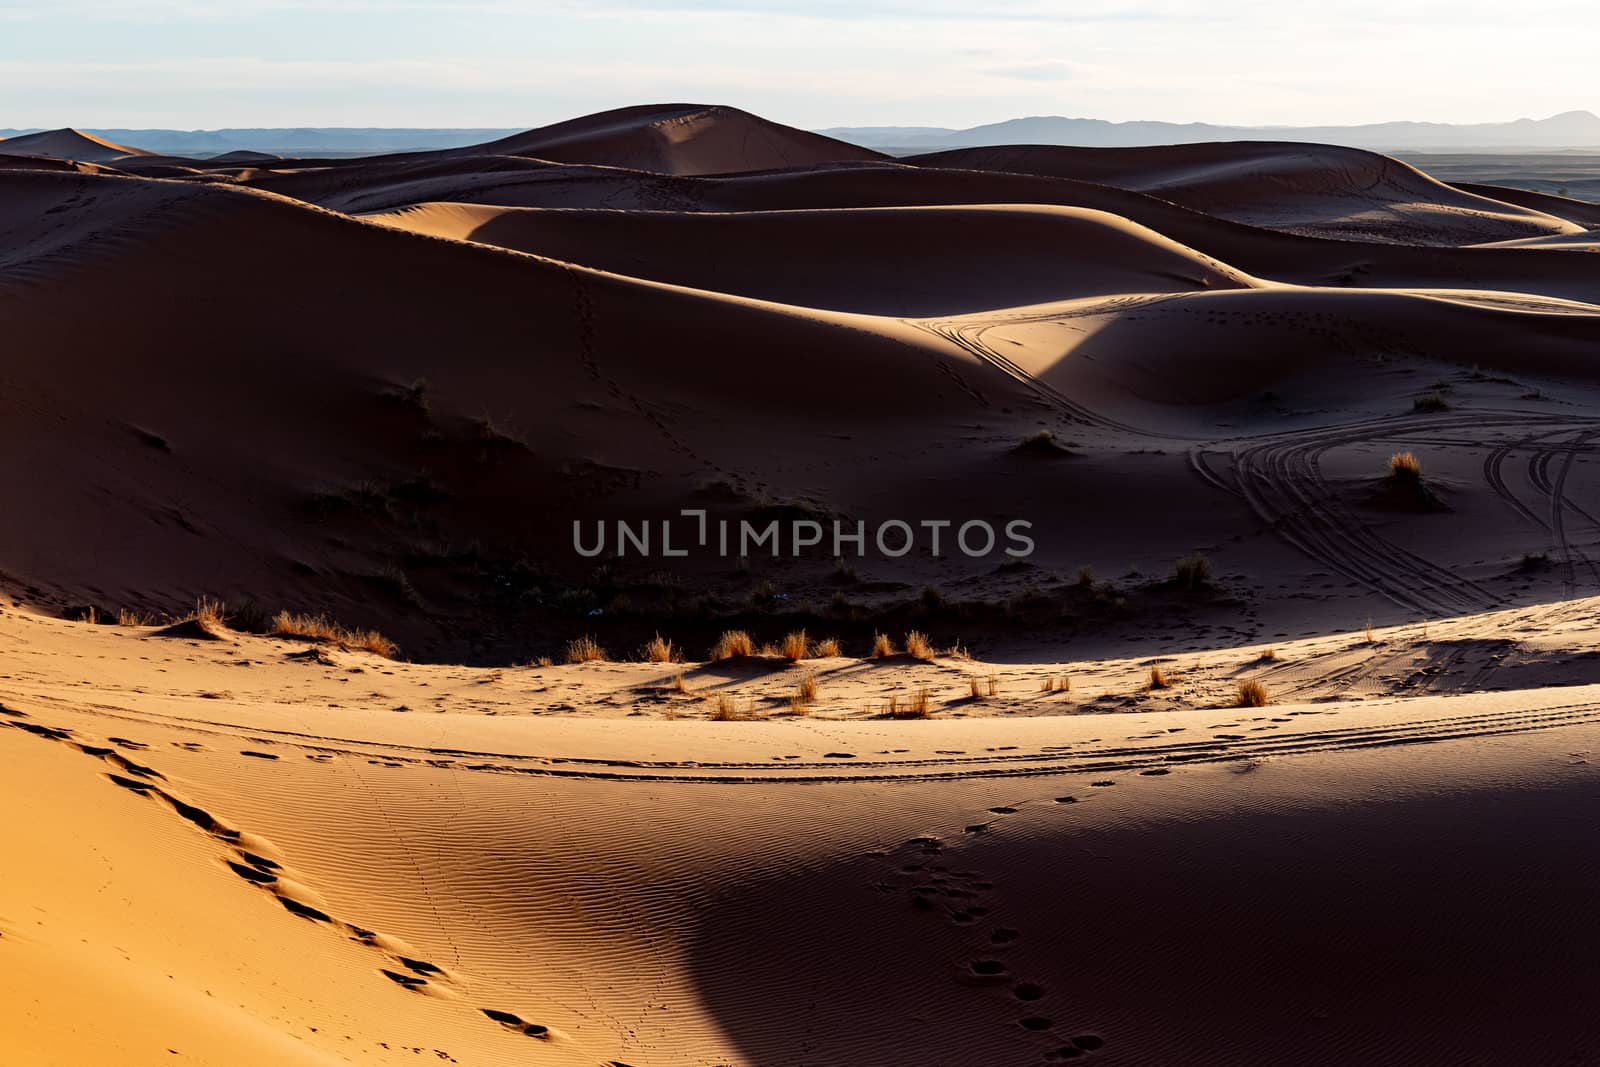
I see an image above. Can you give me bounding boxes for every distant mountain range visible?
[0,127,524,158]
[6,110,1600,160]
[818,111,1600,153]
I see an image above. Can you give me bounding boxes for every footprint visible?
[1053,796,1078,804]
[240,750,280,760]
[970,959,1007,976]
[381,968,428,991]
[1014,983,1045,1001]
[1138,768,1171,776]
[1089,780,1116,787]
[226,859,277,885]
[399,957,445,977]
[480,1009,548,1039]
[823,752,855,759]
[1020,1016,1054,1031]
[280,897,333,923]
[988,806,1019,814]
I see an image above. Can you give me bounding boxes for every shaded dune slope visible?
[0,170,1038,636]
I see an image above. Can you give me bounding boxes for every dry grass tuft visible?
[871,632,896,659]
[711,694,765,721]
[1147,664,1172,691]
[1039,675,1072,693]
[814,637,842,657]
[797,673,819,704]
[875,689,933,719]
[1364,618,1375,644]
[710,630,755,661]
[271,611,399,658]
[944,642,972,661]
[969,675,985,699]
[670,672,688,693]
[1236,679,1271,707]
[781,630,809,662]
[564,634,607,664]
[643,633,678,663]
[1174,553,1212,591]
[1259,647,1279,662]
[1413,392,1451,413]
[117,608,155,627]
[191,597,227,627]
[1389,451,1422,481]
[905,630,934,661]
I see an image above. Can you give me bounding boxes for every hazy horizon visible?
[1,1,1596,130]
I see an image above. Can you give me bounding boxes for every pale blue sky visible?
[2,0,1595,129]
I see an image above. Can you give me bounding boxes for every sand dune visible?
[468,102,885,175]
[6,104,1600,1066]
[0,127,152,162]
[8,601,1600,1065]
[908,141,1582,245]
[280,161,1600,303]
[1450,180,1600,227]
[363,202,1261,313]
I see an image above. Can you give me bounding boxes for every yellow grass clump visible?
[1236,679,1271,707]
[797,673,819,704]
[781,630,809,662]
[564,635,607,664]
[905,630,934,661]
[871,632,896,658]
[1389,451,1422,481]
[271,611,399,658]
[814,637,841,657]
[1148,664,1171,691]
[642,633,678,663]
[1039,676,1072,693]
[1259,647,1279,662]
[710,630,755,660]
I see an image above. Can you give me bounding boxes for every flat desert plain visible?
[4,105,1600,1066]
